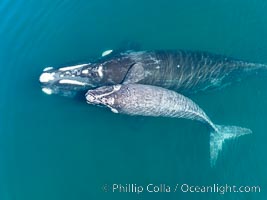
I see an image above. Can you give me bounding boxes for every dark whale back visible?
[125,50,266,94]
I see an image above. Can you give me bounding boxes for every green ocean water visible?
[1,0,267,199]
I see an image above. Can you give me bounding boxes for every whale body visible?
[39,50,267,97]
[85,84,252,166]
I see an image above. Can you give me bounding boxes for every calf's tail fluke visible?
[210,125,252,167]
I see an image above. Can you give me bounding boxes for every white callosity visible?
[97,65,104,78]
[59,79,86,86]
[82,69,89,74]
[39,72,55,83]
[42,87,53,95]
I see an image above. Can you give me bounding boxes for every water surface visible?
[1,0,267,199]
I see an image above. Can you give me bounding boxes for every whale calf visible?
[85,84,252,166]
[39,50,267,97]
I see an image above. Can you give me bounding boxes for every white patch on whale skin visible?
[113,85,121,91]
[43,67,53,72]
[42,87,53,95]
[101,50,113,57]
[39,72,55,83]
[97,65,103,78]
[110,107,119,113]
[86,94,95,103]
[59,64,88,71]
[82,69,89,74]
[59,79,86,86]
[152,58,160,64]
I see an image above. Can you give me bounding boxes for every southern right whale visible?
[85,84,252,167]
[39,50,267,97]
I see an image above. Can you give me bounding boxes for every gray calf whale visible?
[39,50,267,97]
[85,84,252,167]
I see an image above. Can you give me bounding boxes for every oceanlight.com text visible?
[102,183,261,195]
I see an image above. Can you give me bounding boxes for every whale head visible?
[39,63,105,97]
[86,85,122,113]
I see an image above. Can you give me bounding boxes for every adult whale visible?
[85,84,252,166]
[39,50,267,96]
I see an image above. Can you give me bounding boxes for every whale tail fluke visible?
[210,125,252,167]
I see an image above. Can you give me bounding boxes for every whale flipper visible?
[101,50,113,57]
[210,125,252,167]
[122,63,145,84]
